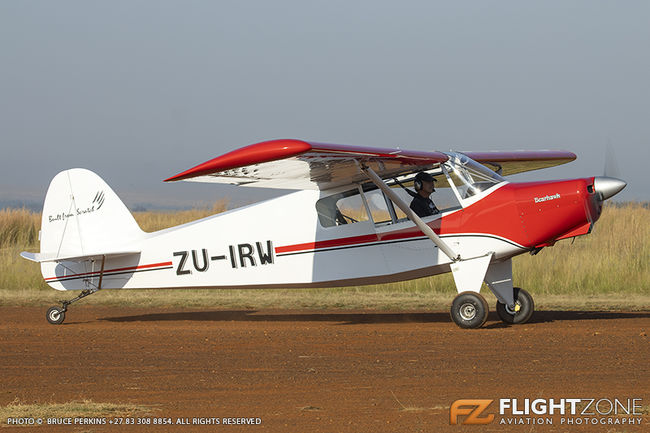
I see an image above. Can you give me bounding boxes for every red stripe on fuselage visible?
[275,233,379,254]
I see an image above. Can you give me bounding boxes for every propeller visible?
[603,141,620,178]
[594,142,626,201]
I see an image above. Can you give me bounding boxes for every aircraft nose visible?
[593,176,627,200]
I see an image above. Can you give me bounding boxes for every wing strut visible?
[361,166,460,262]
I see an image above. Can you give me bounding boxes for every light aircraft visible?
[21,139,626,328]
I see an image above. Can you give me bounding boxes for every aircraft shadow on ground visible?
[98,310,650,326]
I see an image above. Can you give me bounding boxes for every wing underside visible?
[165,140,576,190]
[165,139,449,190]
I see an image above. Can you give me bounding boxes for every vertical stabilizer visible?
[39,168,143,259]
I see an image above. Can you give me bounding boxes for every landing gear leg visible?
[485,259,534,324]
[46,255,105,325]
[496,287,534,324]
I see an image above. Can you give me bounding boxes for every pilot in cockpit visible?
[409,172,440,217]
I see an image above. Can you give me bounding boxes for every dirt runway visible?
[1,306,648,432]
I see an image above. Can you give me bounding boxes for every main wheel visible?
[450,292,489,329]
[46,306,65,325]
[496,287,534,324]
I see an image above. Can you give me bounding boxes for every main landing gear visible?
[450,292,489,329]
[46,288,101,325]
[449,288,535,329]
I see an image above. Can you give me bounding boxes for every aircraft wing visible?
[459,150,576,176]
[165,139,449,190]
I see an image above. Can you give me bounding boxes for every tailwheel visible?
[44,256,105,325]
[45,288,100,325]
[450,291,489,329]
[496,287,534,324]
[46,306,66,325]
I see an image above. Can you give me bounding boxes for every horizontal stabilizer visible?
[21,250,140,263]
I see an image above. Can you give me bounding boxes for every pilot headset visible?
[414,172,435,191]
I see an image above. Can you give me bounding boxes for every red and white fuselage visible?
[38,172,605,292]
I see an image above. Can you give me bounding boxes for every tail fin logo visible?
[92,191,105,210]
[47,190,106,223]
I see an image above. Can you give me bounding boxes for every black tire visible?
[46,306,65,325]
[450,291,489,329]
[496,288,534,324]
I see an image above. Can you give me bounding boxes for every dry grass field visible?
[0,202,648,310]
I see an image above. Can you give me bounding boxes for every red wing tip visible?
[164,139,312,182]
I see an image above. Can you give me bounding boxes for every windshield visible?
[443,152,505,200]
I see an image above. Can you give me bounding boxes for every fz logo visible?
[450,399,494,425]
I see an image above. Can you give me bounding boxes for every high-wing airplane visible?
[21,139,626,328]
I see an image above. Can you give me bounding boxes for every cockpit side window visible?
[316,177,462,228]
[316,188,370,228]
[316,183,400,228]
[362,189,394,226]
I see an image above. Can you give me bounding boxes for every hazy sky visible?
[1,0,648,209]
